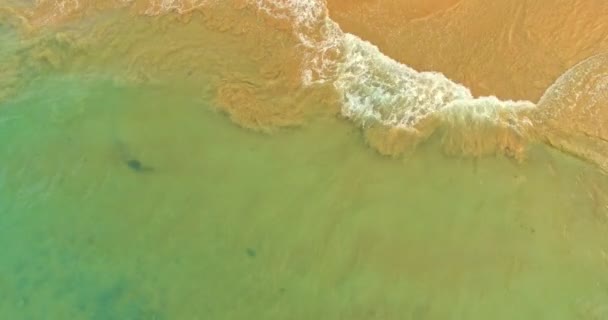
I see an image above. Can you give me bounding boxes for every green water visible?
[1,33,608,319]
[1,73,608,319]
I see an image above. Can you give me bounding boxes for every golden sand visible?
[327,0,608,101]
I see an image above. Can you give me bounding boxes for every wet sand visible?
[327,0,608,101]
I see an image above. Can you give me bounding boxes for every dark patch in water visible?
[125,159,154,173]
[114,139,154,173]
[127,159,142,170]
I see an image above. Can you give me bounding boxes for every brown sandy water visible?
[0,1,608,319]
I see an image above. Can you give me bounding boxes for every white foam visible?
[248,0,342,85]
[441,97,535,132]
[251,0,537,132]
[335,33,474,129]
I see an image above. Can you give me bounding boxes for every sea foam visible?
[250,0,536,139]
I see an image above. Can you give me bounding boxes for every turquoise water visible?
[1,70,608,319]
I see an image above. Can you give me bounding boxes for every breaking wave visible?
[248,0,536,157]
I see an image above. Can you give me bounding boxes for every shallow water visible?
[1,71,608,319]
[1,1,608,319]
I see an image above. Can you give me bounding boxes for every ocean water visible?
[1,1,608,319]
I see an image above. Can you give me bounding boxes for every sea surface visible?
[1,1,608,319]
